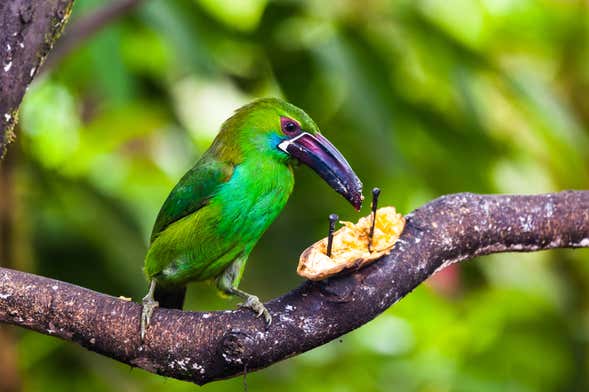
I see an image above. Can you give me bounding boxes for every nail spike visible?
[368,187,381,253]
[326,213,338,258]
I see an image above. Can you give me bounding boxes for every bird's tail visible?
[154,283,187,310]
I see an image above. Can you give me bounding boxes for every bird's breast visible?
[214,160,294,247]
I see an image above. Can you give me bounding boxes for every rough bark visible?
[1,191,588,385]
[0,0,75,158]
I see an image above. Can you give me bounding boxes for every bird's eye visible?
[281,117,300,136]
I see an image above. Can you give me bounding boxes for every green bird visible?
[141,98,363,338]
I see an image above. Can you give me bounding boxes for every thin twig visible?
[41,0,146,73]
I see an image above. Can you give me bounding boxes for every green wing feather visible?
[150,158,234,243]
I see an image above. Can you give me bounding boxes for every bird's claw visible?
[140,297,159,341]
[238,295,272,326]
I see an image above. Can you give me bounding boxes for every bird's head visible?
[216,98,364,210]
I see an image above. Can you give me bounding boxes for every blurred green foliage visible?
[2,0,589,390]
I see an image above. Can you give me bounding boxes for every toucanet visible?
[141,98,363,338]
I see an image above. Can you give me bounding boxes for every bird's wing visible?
[150,159,234,242]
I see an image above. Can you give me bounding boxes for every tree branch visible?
[1,191,588,385]
[41,0,145,73]
[0,0,75,159]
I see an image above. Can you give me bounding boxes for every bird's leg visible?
[140,279,159,341]
[234,287,271,325]
[217,256,272,326]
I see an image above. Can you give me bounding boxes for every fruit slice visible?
[297,206,405,281]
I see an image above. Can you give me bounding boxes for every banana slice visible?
[297,206,405,281]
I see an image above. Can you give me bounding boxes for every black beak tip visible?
[351,192,364,211]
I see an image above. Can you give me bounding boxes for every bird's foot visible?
[238,295,272,326]
[140,295,159,341]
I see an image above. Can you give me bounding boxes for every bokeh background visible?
[1,0,589,390]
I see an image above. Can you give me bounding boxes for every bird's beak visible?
[278,132,364,210]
